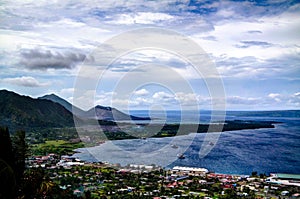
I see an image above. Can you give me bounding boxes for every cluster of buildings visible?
[27,154,85,168]
[27,153,300,198]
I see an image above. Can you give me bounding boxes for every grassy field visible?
[30,140,84,156]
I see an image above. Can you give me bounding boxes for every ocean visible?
[73,110,300,175]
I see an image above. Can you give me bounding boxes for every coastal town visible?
[26,153,300,199]
[1,0,300,199]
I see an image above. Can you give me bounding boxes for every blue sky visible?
[0,0,299,110]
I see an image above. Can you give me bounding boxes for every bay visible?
[73,111,300,175]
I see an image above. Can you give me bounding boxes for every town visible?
[26,153,300,199]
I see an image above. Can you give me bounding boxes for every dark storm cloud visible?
[19,48,89,70]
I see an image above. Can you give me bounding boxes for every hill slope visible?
[38,94,85,116]
[83,105,151,121]
[0,90,75,130]
[39,94,150,121]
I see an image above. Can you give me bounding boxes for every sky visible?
[0,0,300,111]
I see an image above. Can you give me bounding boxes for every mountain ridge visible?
[2,89,297,132]
[0,90,151,131]
[39,93,150,121]
[38,93,85,116]
[0,90,75,130]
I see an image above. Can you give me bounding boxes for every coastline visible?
[70,118,300,176]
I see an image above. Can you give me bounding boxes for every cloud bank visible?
[2,76,49,87]
[19,48,89,70]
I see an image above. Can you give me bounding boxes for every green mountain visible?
[0,90,75,130]
[38,94,85,116]
[84,105,151,121]
[39,94,150,121]
[0,89,150,132]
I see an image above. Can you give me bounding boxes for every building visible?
[172,166,209,176]
[266,173,300,187]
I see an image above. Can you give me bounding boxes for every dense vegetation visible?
[26,127,79,143]
[31,140,85,156]
[0,90,75,131]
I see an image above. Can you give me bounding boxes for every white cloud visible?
[214,52,300,79]
[268,93,280,98]
[224,93,300,110]
[1,0,299,110]
[129,96,152,107]
[152,91,174,101]
[95,91,116,106]
[133,88,149,96]
[175,92,200,106]
[109,12,174,25]
[59,88,75,96]
[227,96,261,105]
[193,4,300,72]
[71,88,300,110]
[2,76,49,87]
[294,92,300,97]
[287,92,300,107]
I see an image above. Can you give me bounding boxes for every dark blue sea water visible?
[73,111,300,175]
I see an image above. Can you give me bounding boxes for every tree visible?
[12,130,28,185]
[0,127,16,199]
[0,127,15,168]
[251,171,258,177]
[260,173,266,179]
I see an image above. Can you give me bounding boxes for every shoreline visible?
[79,119,280,143]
